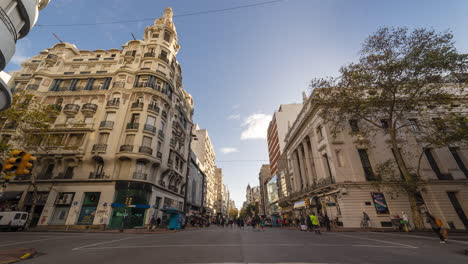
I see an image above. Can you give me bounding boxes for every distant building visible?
[191,124,216,216]
[0,0,51,110]
[258,164,270,216]
[186,151,206,221]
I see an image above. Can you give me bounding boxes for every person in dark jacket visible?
[324,214,331,231]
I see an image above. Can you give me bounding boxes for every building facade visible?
[0,0,51,110]
[191,124,216,216]
[0,7,195,229]
[258,164,270,216]
[214,167,223,216]
[281,88,468,230]
[185,151,205,222]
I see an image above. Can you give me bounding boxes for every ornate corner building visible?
[1,7,195,229]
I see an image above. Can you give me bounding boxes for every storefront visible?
[0,191,23,211]
[161,206,183,230]
[23,192,49,227]
[77,192,101,225]
[109,181,151,229]
[49,192,74,225]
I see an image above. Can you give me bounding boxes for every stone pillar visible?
[292,151,303,191]
[304,138,318,185]
[297,146,308,188]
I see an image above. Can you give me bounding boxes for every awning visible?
[293,200,306,209]
[111,203,150,209]
[160,207,183,214]
[0,191,23,202]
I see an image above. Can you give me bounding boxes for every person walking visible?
[324,214,331,231]
[426,212,447,243]
[260,219,265,232]
[309,213,321,235]
[148,215,157,231]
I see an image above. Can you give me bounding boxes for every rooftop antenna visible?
[131,33,137,40]
[52,33,63,43]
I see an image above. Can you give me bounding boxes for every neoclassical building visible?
[281,87,468,230]
[1,7,194,229]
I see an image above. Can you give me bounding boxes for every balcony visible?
[113,81,125,88]
[81,103,98,116]
[147,104,160,114]
[170,138,177,148]
[124,51,136,63]
[63,104,80,116]
[92,144,107,152]
[143,124,156,133]
[126,122,139,130]
[89,172,105,179]
[139,146,153,155]
[162,110,168,120]
[106,100,120,108]
[45,54,58,65]
[133,172,148,180]
[119,144,134,152]
[100,121,114,129]
[26,84,39,91]
[131,102,144,110]
[143,52,156,58]
[158,129,165,140]
[135,82,154,89]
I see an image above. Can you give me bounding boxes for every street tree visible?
[0,91,61,228]
[310,27,468,230]
[229,207,239,219]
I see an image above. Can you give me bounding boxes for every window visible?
[349,119,359,132]
[358,149,376,181]
[64,166,74,179]
[408,119,420,132]
[136,161,146,173]
[160,50,168,60]
[130,113,140,124]
[424,148,447,180]
[142,136,152,147]
[152,33,159,38]
[316,126,323,138]
[68,134,83,146]
[21,214,27,220]
[164,31,171,42]
[157,141,162,151]
[111,54,116,57]
[65,117,75,124]
[449,147,468,178]
[98,133,109,144]
[125,134,135,145]
[14,213,21,220]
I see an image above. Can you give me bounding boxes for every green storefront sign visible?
[77,192,101,225]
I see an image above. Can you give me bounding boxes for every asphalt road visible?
[1,227,467,264]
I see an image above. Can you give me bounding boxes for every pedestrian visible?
[426,212,447,243]
[401,211,412,232]
[156,217,161,228]
[309,213,321,235]
[148,215,157,231]
[324,214,331,231]
[260,219,265,232]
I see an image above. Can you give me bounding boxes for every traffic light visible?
[305,198,311,208]
[16,152,36,175]
[3,150,23,179]
[125,196,133,207]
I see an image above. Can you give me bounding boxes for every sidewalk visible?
[0,248,36,264]
[27,227,179,234]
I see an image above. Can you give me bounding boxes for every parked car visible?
[264,220,273,227]
[0,211,29,231]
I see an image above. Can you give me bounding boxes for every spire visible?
[163,7,174,21]
[152,6,177,34]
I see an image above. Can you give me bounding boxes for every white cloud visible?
[10,38,32,66]
[220,147,239,154]
[227,114,240,120]
[240,113,272,140]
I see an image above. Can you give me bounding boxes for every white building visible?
[0,0,51,111]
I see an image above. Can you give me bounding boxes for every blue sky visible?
[6,0,468,209]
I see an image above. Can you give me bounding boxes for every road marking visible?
[370,232,468,245]
[71,235,150,251]
[74,242,413,251]
[0,235,91,247]
[328,233,418,249]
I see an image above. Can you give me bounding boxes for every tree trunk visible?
[389,129,425,230]
[25,179,38,230]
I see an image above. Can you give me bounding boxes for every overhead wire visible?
[36,0,288,27]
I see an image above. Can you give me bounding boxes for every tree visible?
[229,208,239,219]
[0,91,61,228]
[310,27,467,230]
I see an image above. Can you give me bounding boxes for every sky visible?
[5,0,468,209]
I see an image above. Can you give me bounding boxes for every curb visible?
[0,249,37,264]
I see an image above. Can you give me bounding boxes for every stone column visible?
[304,138,318,185]
[296,148,308,189]
[292,151,303,191]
